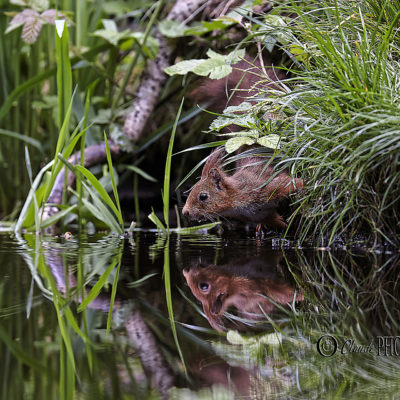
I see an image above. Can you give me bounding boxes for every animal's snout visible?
[182,205,190,218]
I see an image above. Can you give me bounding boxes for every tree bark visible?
[123,0,208,141]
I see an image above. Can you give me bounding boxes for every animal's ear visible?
[201,148,225,178]
[209,168,225,191]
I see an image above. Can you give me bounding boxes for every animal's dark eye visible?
[199,282,209,291]
[199,192,208,202]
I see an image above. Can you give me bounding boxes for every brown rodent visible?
[183,256,303,331]
[182,147,303,229]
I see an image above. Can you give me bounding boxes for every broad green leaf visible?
[194,60,232,79]
[165,49,245,79]
[185,20,234,36]
[92,29,128,46]
[164,59,205,76]
[257,134,281,149]
[101,18,118,32]
[223,102,253,114]
[158,20,188,38]
[210,114,257,131]
[225,137,255,153]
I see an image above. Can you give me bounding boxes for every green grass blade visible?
[73,184,123,233]
[24,147,40,233]
[148,211,167,234]
[163,238,186,374]
[55,19,72,128]
[173,222,221,233]
[42,90,78,207]
[163,98,184,229]
[77,258,119,312]
[104,133,123,229]
[106,251,122,338]
[0,324,47,372]
[124,165,157,182]
[37,205,77,230]
[75,165,123,227]
[0,128,42,151]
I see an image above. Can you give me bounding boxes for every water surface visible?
[0,231,399,399]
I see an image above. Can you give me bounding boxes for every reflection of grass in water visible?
[3,232,399,398]
[2,233,172,398]
[206,251,400,398]
[245,1,400,246]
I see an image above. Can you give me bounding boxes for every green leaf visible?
[55,19,72,129]
[148,211,167,234]
[210,114,257,131]
[92,29,128,46]
[194,59,232,79]
[165,59,205,76]
[124,165,157,182]
[104,134,124,230]
[75,165,123,227]
[257,134,281,149]
[38,205,77,230]
[185,20,234,36]
[158,20,188,38]
[163,98,184,229]
[164,49,245,79]
[225,137,255,153]
[78,258,119,312]
[223,102,253,114]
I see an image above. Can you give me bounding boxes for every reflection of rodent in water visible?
[182,55,303,229]
[183,256,303,331]
[182,147,303,229]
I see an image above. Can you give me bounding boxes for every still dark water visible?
[0,230,399,399]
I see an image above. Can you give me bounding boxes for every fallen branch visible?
[123,0,208,141]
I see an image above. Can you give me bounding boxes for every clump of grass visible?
[245,0,400,245]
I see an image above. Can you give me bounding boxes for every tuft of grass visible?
[220,0,400,245]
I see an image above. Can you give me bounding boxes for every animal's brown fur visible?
[192,55,285,116]
[182,147,303,229]
[183,257,303,331]
[184,53,302,228]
